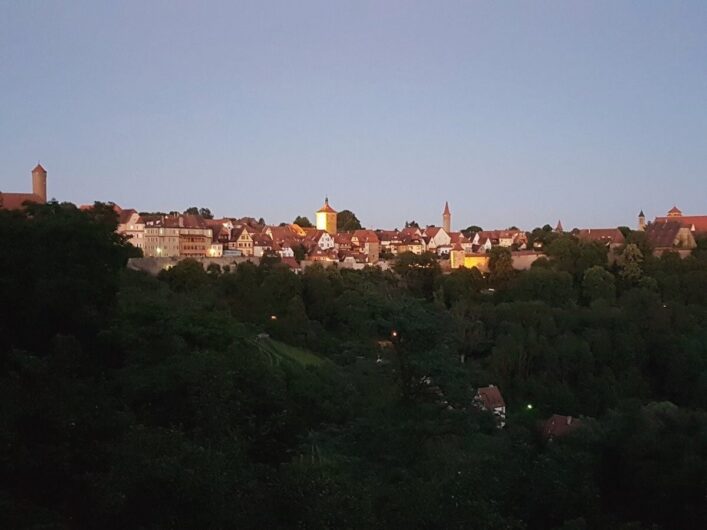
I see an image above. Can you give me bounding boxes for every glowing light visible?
[270,315,277,321]
[526,404,533,410]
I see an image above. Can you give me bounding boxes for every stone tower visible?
[443,201,451,233]
[32,163,47,203]
[638,210,646,231]
[316,197,338,235]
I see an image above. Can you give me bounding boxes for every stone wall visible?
[127,256,261,275]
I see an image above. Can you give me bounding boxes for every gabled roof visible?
[644,221,682,248]
[668,206,682,215]
[118,209,142,224]
[317,197,337,214]
[475,385,505,410]
[576,228,625,245]
[353,229,379,244]
[654,215,707,234]
[541,414,583,440]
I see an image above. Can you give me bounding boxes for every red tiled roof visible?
[475,385,505,410]
[0,192,42,210]
[541,414,583,439]
[654,215,707,234]
[644,221,682,248]
[576,228,625,245]
[353,229,379,244]
[316,198,337,214]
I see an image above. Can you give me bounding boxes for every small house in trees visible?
[474,385,506,427]
[540,414,583,441]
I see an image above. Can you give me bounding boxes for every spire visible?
[555,219,564,233]
[639,210,645,217]
[443,201,451,215]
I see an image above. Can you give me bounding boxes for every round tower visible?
[443,201,451,233]
[32,163,47,203]
[315,197,338,235]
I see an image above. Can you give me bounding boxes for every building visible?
[540,414,583,441]
[351,229,380,262]
[442,201,451,233]
[644,220,696,256]
[474,385,506,428]
[143,214,212,257]
[576,228,626,249]
[652,206,707,236]
[315,197,338,235]
[0,164,47,209]
[117,209,145,250]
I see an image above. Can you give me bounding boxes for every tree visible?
[617,243,644,284]
[183,206,213,219]
[393,252,440,300]
[582,266,616,304]
[405,220,420,228]
[337,210,362,231]
[489,246,514,283]
[293,216,313,228]
[462,225,483,237]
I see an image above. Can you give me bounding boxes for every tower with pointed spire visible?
[555,220,564,233]
[315,197,338,235]
[442,201,451,233]
[32,163,47,203]
[638,210,646,231]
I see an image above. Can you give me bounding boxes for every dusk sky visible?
[1,1,706,230]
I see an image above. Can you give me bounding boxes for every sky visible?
[1,1,706,230]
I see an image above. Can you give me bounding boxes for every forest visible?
[1,202,706,529]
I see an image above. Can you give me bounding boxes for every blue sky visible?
[1,1,705,230]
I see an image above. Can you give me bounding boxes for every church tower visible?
[638,210,646,231]
[32,163,47,203]
[443,201,451,233]
[316,197,338,235]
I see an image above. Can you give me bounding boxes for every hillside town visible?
[2,164,706,275]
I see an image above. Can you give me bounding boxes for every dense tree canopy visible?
[2,205,707,529]
[337,209,362,231]
[293,215,313,228]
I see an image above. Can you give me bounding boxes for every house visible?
[252,233,274,257]
[143,214,212,257]
[352,229,380,262]
[652,206,707,236]
[307,248,338,263]
[280,257,302,273]
[423,226,452,252]
[231,226,255,256]
[0,164,47,210]
[576,228,626,248]
[473,385,506,427]
[117,209,145,250]
[397,234,426,255]
[303,229,335,251]
[333,232,353,251]
[540,414,583,441]
[644,221,697,256]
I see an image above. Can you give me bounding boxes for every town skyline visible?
[2,2,706,229]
